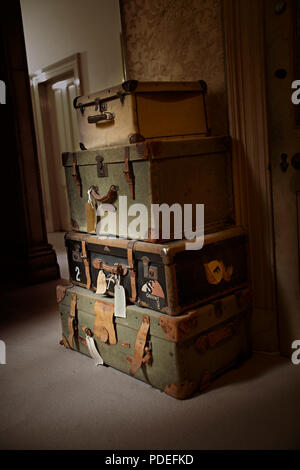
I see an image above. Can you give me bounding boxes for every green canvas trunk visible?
[57,284,252,399]
[62,136,234,240]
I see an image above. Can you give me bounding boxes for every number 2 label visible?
[75,266,81,282]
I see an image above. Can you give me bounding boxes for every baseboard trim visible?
[27,243,60,284]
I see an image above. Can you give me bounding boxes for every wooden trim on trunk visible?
[65,226,246,261]
[223,0,278,351]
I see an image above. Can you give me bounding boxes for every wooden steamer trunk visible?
[63,136,234,239]
[73,80,210,150]
[65,226,248,316]
[57,284,252,400]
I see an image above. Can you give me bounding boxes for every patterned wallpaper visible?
[120,0,228,135]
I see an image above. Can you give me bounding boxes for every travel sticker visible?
[204,260,233,285]
[141,280,165,299]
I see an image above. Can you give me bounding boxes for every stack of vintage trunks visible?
[56,81,251,400]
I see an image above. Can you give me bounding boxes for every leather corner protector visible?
[160,317,178,342]
[129,133,145,144]
[136,141,150,159]
[160,314,198,343]
[56,284,73,303]
[164,381,197,400]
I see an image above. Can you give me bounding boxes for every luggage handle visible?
[196,317,241,353]
[88,112,115,124]
[74,93,126,115]
[92,258,128,277]
[73,81,138,115]
[89,185,119,204]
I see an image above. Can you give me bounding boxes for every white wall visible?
[20,0,124,94]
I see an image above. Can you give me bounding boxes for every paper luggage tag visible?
[85,335,104,366]
[85,202,96,232]
[86,188,96,232]
[96,270,107,295]
[114,278,126,318]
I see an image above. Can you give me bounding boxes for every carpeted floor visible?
[0,233,299,450]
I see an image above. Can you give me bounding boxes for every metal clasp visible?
[141,256,158,280]
[96,155,108,178]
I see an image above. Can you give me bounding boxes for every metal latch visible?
[72,244,82,263]
[96,155,108,178]
[141,256,158,280]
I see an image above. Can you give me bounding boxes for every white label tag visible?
[86,335,104,366]
[96,270,107,295]
[114,284,126,318]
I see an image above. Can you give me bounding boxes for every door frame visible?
[223,0,279,351]
[30,53,82,232]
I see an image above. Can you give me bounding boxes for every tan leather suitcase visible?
[73,80,210,150]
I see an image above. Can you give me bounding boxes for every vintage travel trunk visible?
[63,136,234,240]
[65,226,248,316]
[57,284,252,400]
[73,80,210,150]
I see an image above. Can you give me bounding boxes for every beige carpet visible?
[0,233,299,450]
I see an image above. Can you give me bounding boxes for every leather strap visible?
[94,300,117,345]
[127,240,137,302]
[72,155,81,197]
[124,146,135,200]
[127,315,151,376]
[90,185,119,203]
[68,293,77,348]
[196,317,241,353]
[207,323,235,348]
[81,240,91,290]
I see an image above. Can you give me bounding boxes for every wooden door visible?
[40,76,81,231]
[265,0,300,355]
[30,54,82,232]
